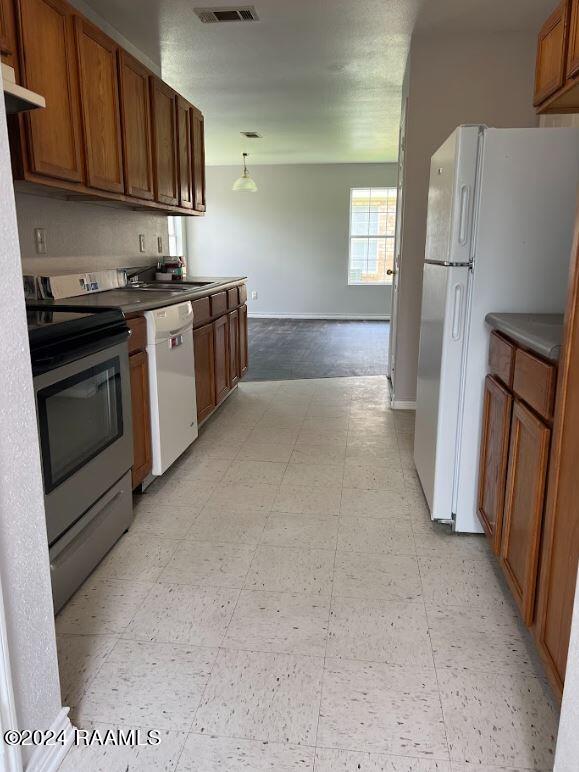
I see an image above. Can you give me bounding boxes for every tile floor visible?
[57,377,558,771]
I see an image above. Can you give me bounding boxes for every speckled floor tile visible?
[130,504,199,539]
[59,724,187,772]
[337,517,415,555]
[56,577,154,635]
[78,639,217,730]
[223,590,329,657]
[192,649,323,745]
[177,734,315,770]
[262,514,339,550]
[327,597,433,668]
[318,658,448,758]
[57,634,118,706]
[139,479,217,511]
[175,455,233,482]
[126,583,239,646]
[289,445,346,465]
[342,461,405,491]
[418,556,511,609]
[450,765,547,772]
[282,462,344,488]
[413,522,490,559]
[314,748,451,771]
[204,482,279,513]
[92,533,179,583]
[187,509,268,545]
[239,441,295,462]
[333,552,422,602]
[159,541,255,588]
[224,459,288,486]
[340,488,409,519]
[438,668,558,768]
[273,483,342,516]
[245,545,334,596]
[249,426,301,445]
[296,428,348,447]
[426,604,541,676]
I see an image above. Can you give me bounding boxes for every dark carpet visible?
[245,318,390,381]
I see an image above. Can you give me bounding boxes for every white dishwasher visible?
[144,302,198,475]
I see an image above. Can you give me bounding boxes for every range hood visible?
[2,63,45,114]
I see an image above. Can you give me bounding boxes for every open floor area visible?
[246,319,390,380]
[56,377,557,771]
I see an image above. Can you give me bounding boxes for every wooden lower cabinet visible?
[129,349,152,489]
[500,400,551,625]
[239,303,248,377]
[213,314,230,405]
[193,322,216,423]
[228,309,240,388]
[477,375,513,555]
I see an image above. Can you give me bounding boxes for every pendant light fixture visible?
[232,152,258,192]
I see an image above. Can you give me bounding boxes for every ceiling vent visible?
[240,131,262,138]
[194,6,259,23]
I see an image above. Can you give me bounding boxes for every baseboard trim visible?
[247,312,391,321]
[27,708,74,772]
[391,400,416,410]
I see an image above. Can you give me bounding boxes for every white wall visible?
[0,91,63,766]
[16,192,168,275]
[555,571,579,771]
[392,31,539,402]
[186,163,397,319]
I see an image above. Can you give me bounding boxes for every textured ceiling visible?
[80,0,554,165]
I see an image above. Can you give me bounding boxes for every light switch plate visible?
[251,290,258,300]
[157,236,163,253]
[139,234,146,252]
[34,228,47,255]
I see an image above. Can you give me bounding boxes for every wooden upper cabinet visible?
[118,51,154,200]
[17,0,84,183]
[534,1,569,106]
[0,0,18,68]
[567,0,579,77]
[477,375,513,555]
[500,400,551,626]
[176,96,193,209]
[75,17,124,193]
[150,77,178,206]
[191,107,206,212]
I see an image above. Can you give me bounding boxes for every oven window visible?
[38,357,123,493]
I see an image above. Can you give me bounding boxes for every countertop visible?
[30,276,247,315]
[485,312,564,362]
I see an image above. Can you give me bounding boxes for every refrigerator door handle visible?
[451,283,464,340]
[458,185,470,245]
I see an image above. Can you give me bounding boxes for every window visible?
[167,216,184,257]
[348,187,397,285]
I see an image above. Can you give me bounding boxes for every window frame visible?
[347,187,397,287]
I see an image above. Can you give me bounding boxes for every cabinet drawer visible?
[227,287,239,309]
[238,284,247,304]
[513,349,556,421]
[192,297,211,327]
[210,291,227,317]
[127,316,147,354]
[489,331,515,388]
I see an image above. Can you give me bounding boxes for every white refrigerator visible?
[414,125,579,533]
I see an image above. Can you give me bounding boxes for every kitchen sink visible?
[126,281,215,291]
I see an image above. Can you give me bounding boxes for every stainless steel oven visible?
[28,307,134,611]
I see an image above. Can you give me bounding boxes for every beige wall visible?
[393,31,538,403]
[16,192,168,275]
[186,163,396,318]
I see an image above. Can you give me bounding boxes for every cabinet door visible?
[191,107,206,212]
[118,50,154,200]
[477,375,513,555]
[228,309,240,388]
[567,0,579,77]
[534,2,569,105]
[176,96,193,209]
[500,400,551,625]
[213,315,230,405]
[193,322,215,423]
[75,17,124,193]
[0,0,17,67]
[239,303,248,378]
[129,350,152,489]
[150,77,178,206]
[18,0,84,183]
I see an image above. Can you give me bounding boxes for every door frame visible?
[0,576,23,772]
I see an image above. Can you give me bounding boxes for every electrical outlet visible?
[157,236,163,253]
[139,234,146,253]
[34,228,47,255]
[251,290,258,300]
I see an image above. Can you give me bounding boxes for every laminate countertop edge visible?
[485,312,564,362]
